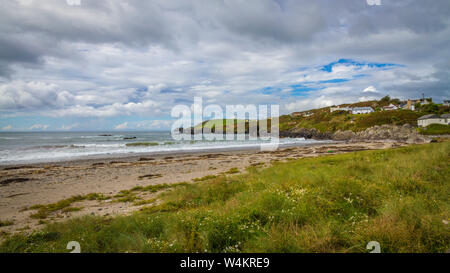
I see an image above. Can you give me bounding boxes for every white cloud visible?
[363,86,379,93]
[114,120,173,130]
[114,122,129,130]
[0,0,449,127]
[135,120,173,129]
[61,123,79,130]
[285,96,336,112]
[29,124,50,130]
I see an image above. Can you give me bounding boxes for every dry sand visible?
[0,141,407,237]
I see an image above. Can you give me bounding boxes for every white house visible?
[418,114,449,127]
[351,107,374,114]
[383,104,398,111]
[444,100,450,107]
[330,106,352,113]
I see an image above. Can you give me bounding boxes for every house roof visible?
[441,114,450,118]
[352,107,373,111]
[383,104,398,108]
[418,114,440,120]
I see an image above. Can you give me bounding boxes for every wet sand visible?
[0,141,407,237]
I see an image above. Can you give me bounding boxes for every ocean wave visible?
[0,137,329,165]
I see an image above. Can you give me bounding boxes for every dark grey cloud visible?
[0,0,449,127]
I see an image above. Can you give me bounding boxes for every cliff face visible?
[332,124,430,143]
[279,127,332,140]
[280,124,430,143]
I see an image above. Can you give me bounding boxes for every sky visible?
[0,0,449,131]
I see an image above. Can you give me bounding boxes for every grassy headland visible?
[185,98,449,135]
[1,142,448,253]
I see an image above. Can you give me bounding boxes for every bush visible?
[419,124,450,135]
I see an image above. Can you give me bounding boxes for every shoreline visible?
[0,140,339,168]
[0,140,410,237]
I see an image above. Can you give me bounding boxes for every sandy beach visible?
[0,141,408,236]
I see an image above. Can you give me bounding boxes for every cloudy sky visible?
[0,0,449,131]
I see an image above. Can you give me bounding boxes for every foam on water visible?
[0,132,331,165]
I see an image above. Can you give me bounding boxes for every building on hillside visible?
[330,106,352,113]
[290,112,313,117]
[444,100,450,107]
[409,98,432,106]
[417,114,449,127]
[382,104,399,111]
[401,101,415,111]
[351,107,374,114]
[330,106,374,114]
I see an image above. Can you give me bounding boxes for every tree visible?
[421,103,439,114]
[380,95,391,103]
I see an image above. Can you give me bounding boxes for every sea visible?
[0,132,332,165]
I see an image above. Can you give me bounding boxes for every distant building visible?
[401,100,415,111]
[330,106,374,114]
[382,104,399,111]
[444,100,450,107]
[418,114,450,127]
[351,107,374,114]
[409,98,432,106]
[290,112,313,117]
[330,106,352,113]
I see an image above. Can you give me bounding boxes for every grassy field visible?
[279,109,422,132]
[1,142,449,253]
[418,124,450,135]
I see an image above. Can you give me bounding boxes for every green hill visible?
[186,98,449,135]
[280,109,421,133]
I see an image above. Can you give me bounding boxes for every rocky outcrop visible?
[280,127,331,140]
[332,124,431,143]
[332,130,356,141]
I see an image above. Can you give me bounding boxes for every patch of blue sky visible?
[289,84,318,97]
[261,86,282,95]
[318,78,350,84]
[320,59,402,72]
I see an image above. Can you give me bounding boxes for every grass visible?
[133,198,157,206]
[0,220,14,227]
[1,142,449,253]
[25,182,190,219]
[192,175,218,182]
[279,109,422,133]
[223,167,240,175]
[27,193,110,219]
[418,124,450,135]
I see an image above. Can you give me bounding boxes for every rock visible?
[281,124,430,144]
[280,127,331,140]
[332,130,356,141]
[352,125,431,143]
